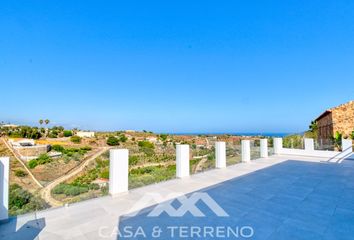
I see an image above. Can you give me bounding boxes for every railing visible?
[274,137,353,160]
[1,137,353,220]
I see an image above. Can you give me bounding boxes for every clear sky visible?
[1,1,354,133]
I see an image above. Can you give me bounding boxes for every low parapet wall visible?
[274,138,354,161]
[14,145,49,160]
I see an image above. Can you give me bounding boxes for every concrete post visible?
[176,144,190,178]
[273,138,283,155]
[215,142,226,168]
[342,139,353,156]
[109,149,129,195]
[304,138,315,151]
[242,140,251,163]
[260,139,268,158]
[0,157,9,221]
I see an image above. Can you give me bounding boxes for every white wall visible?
[275,138,353,160]
[0,157,9,221]
[76,131,95,138]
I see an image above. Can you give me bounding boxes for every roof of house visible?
[315,100,354,121]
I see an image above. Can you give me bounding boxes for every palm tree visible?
[39,119,43,126]
[45,119,50,125]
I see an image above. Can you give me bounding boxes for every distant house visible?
[315,100,354,139]
[145,136,158,143]
[76,131,95,138]
[0,124,18,128]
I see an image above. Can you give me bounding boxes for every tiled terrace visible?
[1,155,354,240]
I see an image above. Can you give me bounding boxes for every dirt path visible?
[194,155,208,173]
[1,137,44,188]
[40,147,110,207]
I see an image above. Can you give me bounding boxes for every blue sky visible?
[1,1,354,133]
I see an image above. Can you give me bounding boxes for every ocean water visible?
[169,132,289,137]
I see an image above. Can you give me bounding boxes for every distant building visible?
[9,139,49,161]
[145,136,158,143]
[125,130,136,133]
[315,100,354,139]
[76,131,95,138]
[0,124,18,128]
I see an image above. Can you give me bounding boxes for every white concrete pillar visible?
[242,140,251,163]
[342,139,353,156]
[273,138,283,155]
[260,139,268,158]
[176,144,190,178]
[0,157,9,221]
[215,142,226,168]
[109,149,129,195]
[304,138,314,151]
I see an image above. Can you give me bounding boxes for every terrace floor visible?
[1,155,354,240]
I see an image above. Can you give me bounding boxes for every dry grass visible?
[0,140,41,193]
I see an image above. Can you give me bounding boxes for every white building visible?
[76,131,95,138]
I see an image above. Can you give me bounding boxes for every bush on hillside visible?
[14,169,28,177]
[70,136,82,143]
[64,130,73,137]
[28,154,52,169]
[138,141,154,149]
[9,184,48,216]
[106,136,119,146]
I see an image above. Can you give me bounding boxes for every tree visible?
[39,119,43,126]
[107,136,119,146]
[45,119,50,125]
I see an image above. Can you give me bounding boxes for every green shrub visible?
[80,146,92,151]
[9,184,48,216]
[100,170,109,179]
[120,135,128,142]
[138,141,154,149]
[70,136,82,143]
[63,130,73,137]
[28,154,52,169]
[106,136,119,146]
[14,169,27,177]
[129,155,139,165]
[28,160,38,169]
[52,183,89,196]
[52,144,65,152]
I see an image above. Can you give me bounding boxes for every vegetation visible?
[64,130,73,137]
[106,136,120,146]
[52,157,108,201]
[129,165,176,189]
[9,184,48,216]
[14,169,28,177]
[283,134,304,149]
[52,183,99,196]
[70,136,82,143]
[332,131,342,150]
[138,141,154,149]
[351,131,354,140]
[28,154,52,169]
[0,126,43,139]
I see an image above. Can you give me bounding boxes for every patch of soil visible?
[31,159,80,183]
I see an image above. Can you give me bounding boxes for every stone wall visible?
[331,101,354,138]
[15,145,49,158]
[317,101,354,139]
